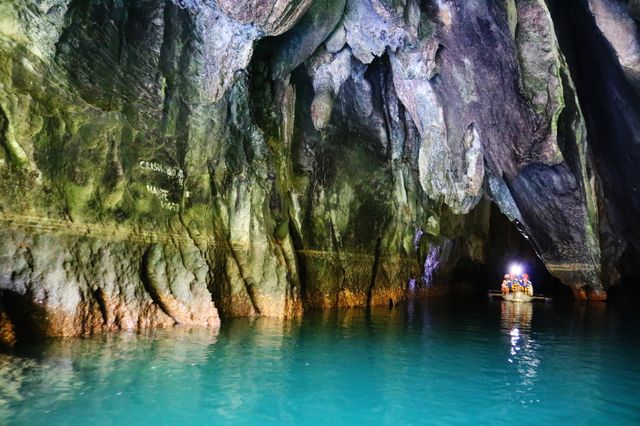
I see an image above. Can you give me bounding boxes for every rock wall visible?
[1,0,637,341]
[548,0,640,294]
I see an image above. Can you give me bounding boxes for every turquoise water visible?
[1,297,639,425]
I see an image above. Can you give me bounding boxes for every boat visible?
[490,264,552,302]
[488,291,551,303]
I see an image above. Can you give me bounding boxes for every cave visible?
[1,0,622,336]
[1,0,639,423]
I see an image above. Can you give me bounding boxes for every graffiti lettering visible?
[146,184,169,201]
[139,161,184,185]
[145,184,180,212]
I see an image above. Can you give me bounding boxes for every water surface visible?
[2,297,639,425]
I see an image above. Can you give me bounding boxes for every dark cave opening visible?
[446,202,570,300]
[427,199,571,301]
[483,203,570,299]
[0,290,50,349]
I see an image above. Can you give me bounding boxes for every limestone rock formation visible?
[1,0,638,341]
[548,0,640,298]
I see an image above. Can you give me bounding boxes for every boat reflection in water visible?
[500,301,541,407]
[501,300,533,330]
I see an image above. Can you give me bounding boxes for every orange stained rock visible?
[571,286,608,301]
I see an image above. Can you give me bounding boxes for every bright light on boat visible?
[509,263,523,276]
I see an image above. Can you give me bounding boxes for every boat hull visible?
[501,292,533,303]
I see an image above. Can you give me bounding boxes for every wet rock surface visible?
[1,0,638,340]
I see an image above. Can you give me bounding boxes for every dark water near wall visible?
[1,296,639,425]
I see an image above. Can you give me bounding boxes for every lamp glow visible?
[509,263,523,276]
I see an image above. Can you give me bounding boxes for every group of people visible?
[501,272,534,296]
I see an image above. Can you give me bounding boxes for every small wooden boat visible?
[488,291,551,302]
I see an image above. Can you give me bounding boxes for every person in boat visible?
[513,275,523,293]
[501,274,510,294]
[522,273,533,296]
[506,273,514,293]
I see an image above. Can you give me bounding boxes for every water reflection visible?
[500,302,540,407]
[0,327,219,422]
[213,317,300,421]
